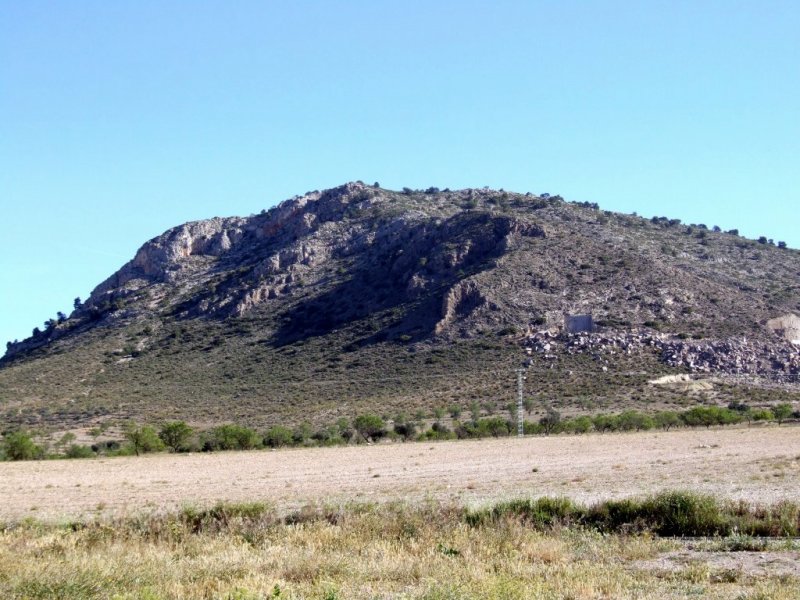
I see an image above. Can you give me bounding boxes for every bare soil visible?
[2,425,799,522]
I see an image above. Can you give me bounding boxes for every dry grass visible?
[1,502,799,599]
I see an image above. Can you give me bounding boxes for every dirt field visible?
[2,426,799,521]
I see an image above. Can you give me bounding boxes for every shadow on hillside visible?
[271,212,514,348]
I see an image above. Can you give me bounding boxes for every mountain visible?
[2,182,799,432]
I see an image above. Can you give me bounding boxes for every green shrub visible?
[159,421,194,452]
[1,431,43,461]
[562,416,593,434]
[638,491,730,536]
[353,414,386,442]
[203,424,261,451]
[124,425,164,456]
[65,444,95,459]
[264,425,294,448]
[654,411,680,430]
[456,417,510,439]
[773,403,793,424]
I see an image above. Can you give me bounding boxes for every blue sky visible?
[1,1,798,349]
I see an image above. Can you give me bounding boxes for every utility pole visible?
[515,368,525,437]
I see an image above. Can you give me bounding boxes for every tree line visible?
[0,402,795,461]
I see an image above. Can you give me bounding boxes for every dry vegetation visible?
[2,499,800,599]
[2,428,800,598]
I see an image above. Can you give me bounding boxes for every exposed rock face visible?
[435,281,487,334]
[767,314,800,344]
[90,217,247,295]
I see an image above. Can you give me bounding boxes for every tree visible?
[773,403,792,425]
[159,421,193,452]
[124,425,164,456]
[205,424,261,451]
[292,422,313,445]
[523,397,535,415]
[1,431,43,461]
[778,241,787,249]
[564,416,593,434]
[592,414,618,433]
[57,311,67,323]
[264,425,294,448]
[654,411,680,431]
[74,297,82,310]
[353,413,386,442]
[393,419,417,441]
[539,409,561,435]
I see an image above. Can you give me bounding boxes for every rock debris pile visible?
[523,330,800,378]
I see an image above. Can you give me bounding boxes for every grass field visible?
[2,427,800,599]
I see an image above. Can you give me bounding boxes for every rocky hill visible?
[2,182,799,432]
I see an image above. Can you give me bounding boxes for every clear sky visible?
[1,1,798,349]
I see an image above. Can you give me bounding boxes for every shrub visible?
[592,414,619,432]
[563,416,593,434]
[292,422,313,445]
[393,421,417,441]
[773,403,793,424]
[456,417,510,439]
[264,425,294,448]
[1,431,43,461]
[637,491,730,536]
[654,411,680,431]
[420,422,456,441]
[751,408,774,422]
[65,444,95,459]
[159,421,194,452]
[124,425,164,456]
[203,424,261,451]
[539,409,561,435]
[680,406,740,428]
[353,414,386,442]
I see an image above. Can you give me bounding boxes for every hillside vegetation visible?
[1,183,799,432]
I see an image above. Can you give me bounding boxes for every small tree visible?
[448,404,462,419]
[1,431,43,461]
[125,425,164,456]
[205,424,261,451]
[353,413,386,442]
[264,425,294,448]
[773,403,793,425]
[654,411,680,431]
[393,420,417,441]
[292,422,313,445]
[159,421,193,452]
[539,409,561,435]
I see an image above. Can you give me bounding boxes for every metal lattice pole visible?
[516,368,525,437]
